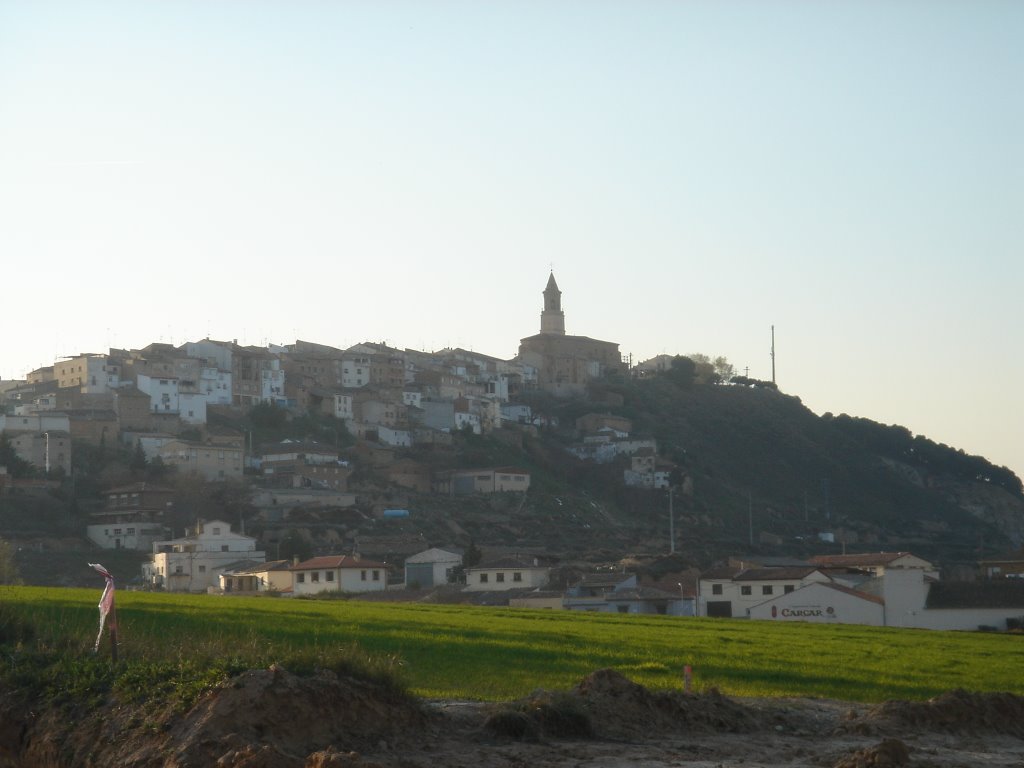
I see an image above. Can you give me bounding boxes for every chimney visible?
[292,555,299,567]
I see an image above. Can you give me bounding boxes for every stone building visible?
[517,273,621,397]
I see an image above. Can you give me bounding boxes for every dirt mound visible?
[485,668,764,742]
[840,689,1024,737]
[574,668,765,738]
[158,665,427,767]
[10,664,428,768]
[833,738,911,767]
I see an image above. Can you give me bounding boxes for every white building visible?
[699,566,833,618]
[198,366,232,405]
[341,355,371,388]
[87,521,168,551]
[219,560,293,594]
[748,569,1024,631]
[178,392,208,424]
[377,425,413,447]
[747,582,886,625]
[137,374,180,414]
[404,547,463,588]
[464,556,550,592]
[290,555,388,595]
[260,366,285,403]
[143,519,264,592]
[333,392,354,420]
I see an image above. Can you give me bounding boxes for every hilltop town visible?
[2,273,1024,631]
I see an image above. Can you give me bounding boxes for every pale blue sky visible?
[1,1,1021,478]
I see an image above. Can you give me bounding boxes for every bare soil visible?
[2,668,1023,768]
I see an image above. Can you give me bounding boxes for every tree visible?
[0,538,22,585]
[666,356,696,388]
[0,434,33,479]
[689,353,735,384]
[278,529,312,562]
[129,441,148,473]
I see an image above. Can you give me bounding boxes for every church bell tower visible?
[540,271,566,335]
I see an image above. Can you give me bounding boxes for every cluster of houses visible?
[137,517,1024,632]
[0,273,677,496]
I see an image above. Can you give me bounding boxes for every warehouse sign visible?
[771,605,836,619]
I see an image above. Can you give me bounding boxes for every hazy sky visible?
[1,1,1021,479]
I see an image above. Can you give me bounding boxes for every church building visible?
[517,273,621,397]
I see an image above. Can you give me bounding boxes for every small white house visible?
[219,560,293,594]
[463,556,550,592]
[404,547,463,588]
[290,555,388,595]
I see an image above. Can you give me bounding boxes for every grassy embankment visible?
[2,586,1022,706]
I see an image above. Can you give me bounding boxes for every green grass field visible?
[2,585,1022,703]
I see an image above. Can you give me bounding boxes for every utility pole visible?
[748,491,753,546]
[668,487,675,554]
[770,325,776,385]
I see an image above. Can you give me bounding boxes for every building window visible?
[361,570,367,581]
[513,572,522,582]
[372,570,380,581]
[221,545,229,552]
[711,583,723,595]
[114,528,122,535]
[297,573,305,583]
[213,527,221,535]
[175,565,183,574]
[326,571,334,581]
[762,585,773,595]
[480,573,489,583]
[741,585,752,596]
[198,565,206,573]
[311,572,319,582]
[784,585,795,594]
[496,572,505,583]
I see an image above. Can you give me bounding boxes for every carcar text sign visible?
[771,605,836,620]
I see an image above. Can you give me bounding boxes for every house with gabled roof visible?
[808,552,937,579]
[979,549,1024,579]
[143,519,264,592]
[564,572,693,616]
[404,547,463,588]
[463,556,550,592]
[219,560,293,594]
[699,566,833,618]
[290,555,388,595]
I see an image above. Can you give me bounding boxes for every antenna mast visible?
[770,325,776,385]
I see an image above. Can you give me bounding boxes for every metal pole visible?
[770,325,776,385]
[669,487,675,554]
[748,491,753,546]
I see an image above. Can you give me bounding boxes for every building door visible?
[706,601,732,618]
